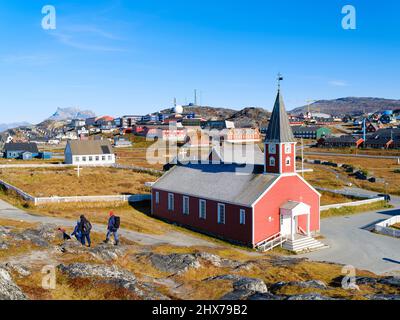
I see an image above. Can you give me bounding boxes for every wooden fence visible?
[0,178,151,206]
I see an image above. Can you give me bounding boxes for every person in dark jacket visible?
[79,215,92,247]
[104,211,119,246]
[71,221,82,242]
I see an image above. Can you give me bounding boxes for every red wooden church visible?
[151,89,325,252]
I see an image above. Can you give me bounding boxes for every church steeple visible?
[264,77,297,174]
[265,89,296,143]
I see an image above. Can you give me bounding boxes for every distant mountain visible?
[290,97,400,116]
[0,122,31,133]
[48,107,96,121]
[227,107,271,128]
[161,105,237,120]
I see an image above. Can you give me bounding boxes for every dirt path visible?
[0,199,218,249]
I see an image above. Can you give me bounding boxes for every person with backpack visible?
[79,215,92,247]
[104,211,120,246]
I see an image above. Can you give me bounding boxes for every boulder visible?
[150,254,201,274]
[221,289,255,300]
[58,263,136,283]
[58,263,169,300]
[89,244,125,261]
[9,224,57,248]
[233,277,268,294]
[0,267,28,300]
[379,276,400,288]
[271,280,327,292]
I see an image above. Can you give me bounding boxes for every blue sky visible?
[0,0,399,123]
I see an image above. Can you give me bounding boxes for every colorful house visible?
[3,143,39,159]
[151,90,324,252]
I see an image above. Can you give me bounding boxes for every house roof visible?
[323,135,362,143]
[67,140,113,155]
[291,126,327,133]
[265,90,296,143]
[4,143,39,153]
[171,143,265,166]
[153,163,279,207]
[210,143,264,165]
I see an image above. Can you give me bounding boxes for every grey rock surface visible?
[150,254,201,274]
[0,267,28,300]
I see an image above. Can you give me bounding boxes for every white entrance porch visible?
[280,201,311,241]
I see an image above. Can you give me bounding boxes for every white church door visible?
[280,214,292,237]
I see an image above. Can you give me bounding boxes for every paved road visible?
[304,151,400,160]
[300,202,400,275]
[0,199,217,248]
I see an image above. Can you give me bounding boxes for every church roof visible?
[153,163,279,207]
[265,90,296,143]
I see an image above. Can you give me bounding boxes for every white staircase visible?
[283,235,328,253]
[256,232,288,252]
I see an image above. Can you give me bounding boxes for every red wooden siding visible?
[152,189,253,245]
[253,175,320,244]
[280,143,296,174]
[264,143,280,173]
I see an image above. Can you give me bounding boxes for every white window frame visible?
[168,193,174,211]
[269,156,275,166]
[217,203,226,225]
[155,192,160,205]
[285,143,291,154]
[199,199,207,220]
[268,144,276,154]
[183,196,190,215]
[240,209,246,225]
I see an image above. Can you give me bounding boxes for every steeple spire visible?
[265,84,296,143]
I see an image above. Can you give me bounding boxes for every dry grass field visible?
[306,155,400,195]
[305,146,400,157]
[0,167,157,197]
[321,201,392,219]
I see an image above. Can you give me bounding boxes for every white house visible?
[64,140,116,166]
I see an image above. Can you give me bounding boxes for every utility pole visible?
[301,137,304,177]
[194,89,198,106]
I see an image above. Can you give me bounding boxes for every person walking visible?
[79,215,92,247]
[104,211,120,246]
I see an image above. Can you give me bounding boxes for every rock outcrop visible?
[0,267,28,300]
[58,263,169,300]
[271,280,327,292]
[150,254,201,274]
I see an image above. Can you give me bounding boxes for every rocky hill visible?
[48,107,96,121]
[0,122,31,134]
[161,106,270,127]
[290,97,400,116]
[227,107,271,128]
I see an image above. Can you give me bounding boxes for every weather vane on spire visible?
[277,73,283,91]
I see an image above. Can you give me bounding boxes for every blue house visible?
[3,143,39,159]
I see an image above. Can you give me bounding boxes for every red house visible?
[151,90,324,252]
